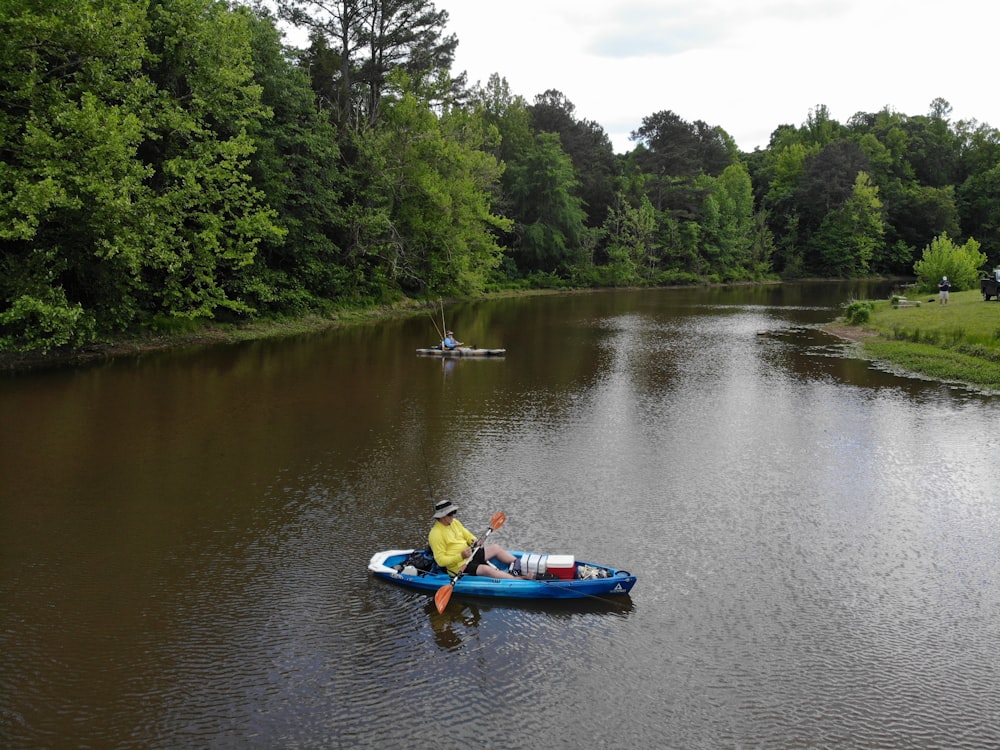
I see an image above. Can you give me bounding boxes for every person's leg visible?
[464,547,486,574]
[475,562,516,579]
[482,544,515,566]
[475,543,517,579]
[463,547,514,579]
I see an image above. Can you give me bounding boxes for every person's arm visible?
[455,520,475,546]
[454,522,478,569]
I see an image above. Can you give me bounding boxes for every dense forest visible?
[3,0,1000,352]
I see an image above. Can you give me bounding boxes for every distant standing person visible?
[938,276,951,304]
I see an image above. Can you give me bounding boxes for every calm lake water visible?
[2,283,998,749]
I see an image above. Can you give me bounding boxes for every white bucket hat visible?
[433,500,459,518]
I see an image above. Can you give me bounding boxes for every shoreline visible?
[0,290,563,373]
[0,309,412,373]
[820,323,880,343]
[0,282,890,374]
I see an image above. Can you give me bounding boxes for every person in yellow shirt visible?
[428,500,518,579]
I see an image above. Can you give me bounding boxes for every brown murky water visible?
[2,283,999,748]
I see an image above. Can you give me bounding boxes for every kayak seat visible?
[395,547,444,576]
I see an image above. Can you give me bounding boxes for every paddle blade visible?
[489,511,506,531]
[434,583,454,614]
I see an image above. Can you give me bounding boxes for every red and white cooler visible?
[519,552,576,580]
[545,554,576,580]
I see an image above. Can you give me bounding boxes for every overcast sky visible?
[441,0,996,154]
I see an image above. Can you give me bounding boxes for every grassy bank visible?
[833,290,1000,390]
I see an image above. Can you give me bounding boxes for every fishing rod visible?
[420,439,438,506]
[532,575,634,606]
[426,306,444,343]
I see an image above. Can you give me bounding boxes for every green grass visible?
[848,290,1000,389]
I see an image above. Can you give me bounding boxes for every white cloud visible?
[443,0,999,153]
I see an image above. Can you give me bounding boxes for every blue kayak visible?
[368,549,637,601]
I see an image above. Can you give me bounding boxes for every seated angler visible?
[428,500,518,579]
[442,330,464,350]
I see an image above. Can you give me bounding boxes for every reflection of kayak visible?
[368,549,637,601]
[416,347,506,357]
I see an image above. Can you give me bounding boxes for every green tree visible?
[954,118,1000,182]
[138,0,283,322]
[1,0,287,351]
[603,194,657,285]
[802,104,845,147]
[528,89,619,228]
[958,163,1000,269]
[702,163,755,278]
[243,9,349,311]
[754,140,816,275]
[506,132,588,275]
[473,74,533,167]
[277,0,457,131]
[913,233,986,292]
[796,140,870,237]
[630,109,737,233]
[810,172,884,276]
[296,31,350,122]
[0,0,153,348]
[746,209,776,278]
[900,99,960,188]
[632,110,736,179]
[885,183,958,261]
[470,74,532,255]
[366,77,510,295]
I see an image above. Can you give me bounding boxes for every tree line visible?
[3,0,1000,352]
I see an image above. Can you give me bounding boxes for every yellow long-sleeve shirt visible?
[428,518,476,574]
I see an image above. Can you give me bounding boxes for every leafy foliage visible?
[274,0,458,131]
[6,0,1000,354]
[0,290,94,353]
[363,78,509,296]
[506,132,588,275]
[529,89,618,228]
[243,10,349,310]
[704,164,755,277]
[913,234,986,292]
[957,163,1000,269]
[603,194,657,285]
[809,172,884,277]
